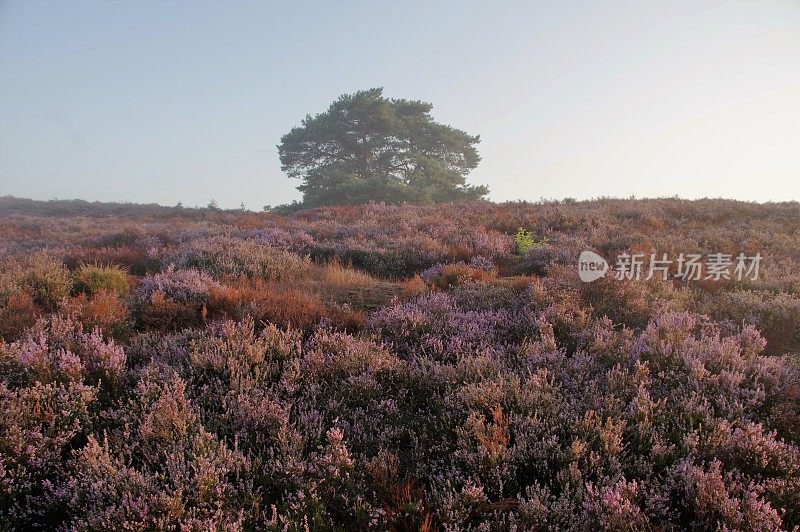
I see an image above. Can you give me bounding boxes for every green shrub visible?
[73,264,130,297]
[514,228,548,254]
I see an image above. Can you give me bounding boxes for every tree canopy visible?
[278,88,488,207]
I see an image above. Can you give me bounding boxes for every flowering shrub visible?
[133,267,222,329]
[369,292,537,362]
[60,366,248,530]
[168,235,310,280]
[0,380,97,528]
[135,266,221,304]
[0,314,126,392]
[516,239,581,276]
[249,227,316,252]
[701,289,800,354]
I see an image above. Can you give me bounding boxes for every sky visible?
[1,0,799,210]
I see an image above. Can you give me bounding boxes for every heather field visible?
[1,196,800,530]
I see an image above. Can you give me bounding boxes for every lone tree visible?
[278,88,488,206]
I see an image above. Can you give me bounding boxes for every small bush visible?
[421,262,497,290]
[61,290,129,338]
[579,276,654,330]
[515,243,579,276]
[0,314,126,392]
[169,235,311,280]
[514,228,548,255]
[135,266,221,304]
[1,253,72,310]
[399,274,429,300]
[133,267,222,330]
[0,292,40,342]
[73,263,130,297]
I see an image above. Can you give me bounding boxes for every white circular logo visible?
[577,250,608,282]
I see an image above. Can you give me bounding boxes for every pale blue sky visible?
[1,0,799,209]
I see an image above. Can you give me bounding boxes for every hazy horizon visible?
[2,0,799,209]
[4,192,800,213]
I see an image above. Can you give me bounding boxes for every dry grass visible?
[311,259,398,310]
[207,277,365,332]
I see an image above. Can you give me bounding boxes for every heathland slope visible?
[1,196,799,529]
